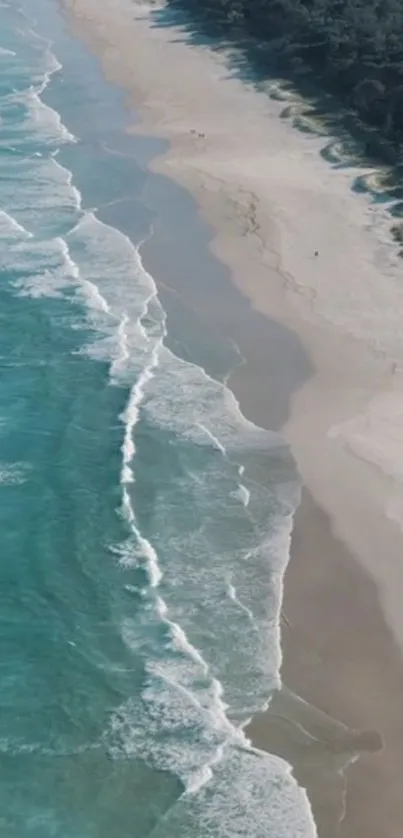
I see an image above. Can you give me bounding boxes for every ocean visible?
[0,1,314,835]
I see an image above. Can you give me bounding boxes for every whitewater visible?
[0,0,315,836]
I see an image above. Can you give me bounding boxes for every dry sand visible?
[62,0,403,834]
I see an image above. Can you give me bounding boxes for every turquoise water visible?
[0,1,314,835]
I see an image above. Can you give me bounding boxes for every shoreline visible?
[61,1,403,834]
[249,487,403,837]
[61,0,403,648]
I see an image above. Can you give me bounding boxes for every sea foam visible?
[0,11,309,836]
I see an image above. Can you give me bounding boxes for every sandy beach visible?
[62,0,403,833]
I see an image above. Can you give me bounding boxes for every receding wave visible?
[64,212,305,833]
[0,11,313,837]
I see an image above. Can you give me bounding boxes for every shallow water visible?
[0,1,315,835]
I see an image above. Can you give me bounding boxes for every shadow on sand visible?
[143,0,403,249]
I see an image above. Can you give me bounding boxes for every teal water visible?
[0,1,315,835]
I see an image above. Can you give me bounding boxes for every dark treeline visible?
[166,0,403,165]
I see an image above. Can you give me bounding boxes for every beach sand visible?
[62,0,403,833]
[249,489,403,837]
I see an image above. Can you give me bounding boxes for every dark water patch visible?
[389,201,403,218]
[2,748,180,838]
[391,223,403,245]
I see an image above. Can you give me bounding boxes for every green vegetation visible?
[166,0,403,165]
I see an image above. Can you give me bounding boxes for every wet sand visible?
[61,1,403,835]
[248,488,403,837]
[61,0,403,643]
